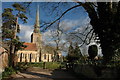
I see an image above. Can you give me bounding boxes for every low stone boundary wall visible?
[72,64,119,79]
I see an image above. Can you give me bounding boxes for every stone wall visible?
[73,64,118,79]
[0,52,8,72]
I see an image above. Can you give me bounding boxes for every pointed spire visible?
[35,5,40,27]
[34,5,40,33]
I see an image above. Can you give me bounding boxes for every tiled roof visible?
[23,43,37,51]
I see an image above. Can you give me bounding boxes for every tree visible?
[74,43,82,60]
[11,1,119,64]
[66,42,74,62]
[2,3,28,67]
[51,22,62,62]
[43,1,120,64]
[66,42,82,62]
[79,2,120,63]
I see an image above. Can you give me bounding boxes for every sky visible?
[2,2,88,42]
[2,2,102,56]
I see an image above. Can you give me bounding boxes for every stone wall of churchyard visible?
[66,62,120,79]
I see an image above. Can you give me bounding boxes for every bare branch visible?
[70,32,85,37]
[79,28,94,46]
[24,0,33,9]
[43,4,82,31]
[86,30,94,45]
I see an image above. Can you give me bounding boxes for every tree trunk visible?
[9,43,15,67]
[80,2,119,64]
[39,49,42,62]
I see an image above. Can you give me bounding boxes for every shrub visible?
[2,67,16,78]
[45,62,61,69]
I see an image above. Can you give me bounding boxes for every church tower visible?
[31,5,42,46]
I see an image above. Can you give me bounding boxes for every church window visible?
[30,54,32,58]
[25,54,27,58]
[20,53,23,62]
[44,54,46,59]
[30,54,32,62]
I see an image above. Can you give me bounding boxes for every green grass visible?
[2,62,62,79]
[45,62,61,69]
[26,62,43,67]
[17,62,63,69]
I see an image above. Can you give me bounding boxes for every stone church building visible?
[17,6,62,62]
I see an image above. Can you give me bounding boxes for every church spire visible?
[34,5,40,33]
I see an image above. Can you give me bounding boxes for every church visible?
[16,6,62,62]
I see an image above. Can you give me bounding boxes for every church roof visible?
[23,43,37,51]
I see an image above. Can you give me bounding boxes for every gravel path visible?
[5,67,79,80]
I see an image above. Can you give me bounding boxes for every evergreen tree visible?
[74,43,82,60]
[66,42,74,62]
[2,3,28,67]
[67,42,82,62]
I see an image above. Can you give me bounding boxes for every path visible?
[6,67,79,80]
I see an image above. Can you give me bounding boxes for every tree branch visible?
[42,4,82,31]
[79,28,94,47]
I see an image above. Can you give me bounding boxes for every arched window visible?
[30,53,32,62]
[20,53,23,62]
[44,54,46,59]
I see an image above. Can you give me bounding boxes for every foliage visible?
[43,2,120,64]
[88,45,98,59]
[74,43,83,60]
[26,62,43,67]
[15,62,29,71]
[2,3,27,40]
[2,67,17,78]
[66,43,82,62]
[112,49,120,61]
[45,62,61,69]
[2,3,28,67]
[66,43,76,62]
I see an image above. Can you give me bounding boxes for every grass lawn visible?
[2,62,63,79]
[17,62,62,69]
